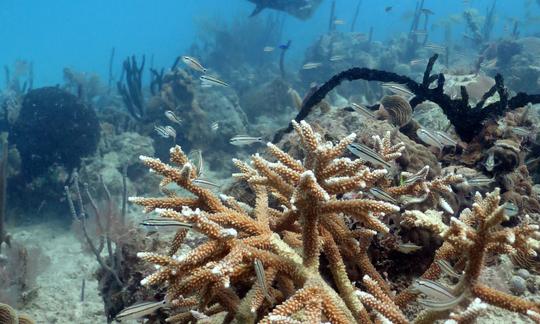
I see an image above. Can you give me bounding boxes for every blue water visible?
[0,0,535,86]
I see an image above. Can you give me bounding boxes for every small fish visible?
[351,103,377,119]
[484,152,495,172]
[230,135,264,146]
[503,202,519,217]
[188,149,204,177]
[329,55,346,62]
[434,131,457,147]
[417,293,465,311]
[481,58,497,69]
[164,126,176,140]
[115,300,168,321]
[140,218,193,229]
[403,166,430,185]
[347,143,393,170]
[164,110,182,124]
[200,75,229,87]
[420,8,435,15]
[385,6,393,12]
[510,127,530,137]
[302,62,322,70]
[181,56,207,73]
[439,197,454,214]
[263,46,275,52]
[369,187,398,205]
[412,279,456,301]
[424,43,446,53]
[466,176,494,187]
[211,121,219,131]
[352,33,368,41]
[397,243,422,254]
[417,128,444,150]
[381,82,414,98]
[412,30,428,37]
[154,125,176,140]
[410,58,428,66]
[435,260,462,279]
[192,178,221,189]
[254,259,275,303]
[333,19,346,25]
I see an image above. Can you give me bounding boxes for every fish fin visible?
[249,4,265,17]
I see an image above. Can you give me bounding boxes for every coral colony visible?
[128,121,539,323]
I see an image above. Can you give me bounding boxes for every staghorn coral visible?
[128,120,413,323]
[125,120,539,323]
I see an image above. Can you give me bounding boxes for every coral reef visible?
[0,302,35,324]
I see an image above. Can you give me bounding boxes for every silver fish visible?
[412,279,456,301]
[397,243,422,254]
[333,19,346,25]
[403,166,430,185]
[347,143,392,170]
[329,55,346,62]
[484,152,495,172]
[140,218,193,229]
[435,260,462,279]
[417,128,444,150]
[503,202,519,217]
[200,75,229,87]
[510,127,530,137]
[439,197,454,214]
[164,126,176,140]
[154,125,174,139]
[230,135,264,146]
[188,149,204,177]
[115,300,168,321]
[181,56,207,73]
[254,259,275,303]
[466,176,494,187]
[192,178,221,189]
[424,43,446,53]
[302,62,322,70]
[351,103,377,119]
[381,82,414,98]
[164,110,182,124]
[263,46,275,52]
[434,131,457,147]
[417,293,465,311]
[410,58,428,66]
[211,121,219,131]
[369,187,398,205]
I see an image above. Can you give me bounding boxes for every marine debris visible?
[276,54,540,143]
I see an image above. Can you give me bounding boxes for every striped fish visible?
[369,187,398,205]
[417,294,465,311]
[351,103,377,119]
[200,75,229,87]
[503,202,519,217]
[381,82,414,98]
[434,131,457,147]
[254,259,275,303]
[154,125,176,139]
[230,135,264,146]
[416,128,444,150]
[466,176,494,187]
[412,279,456,301]
[397,243,422,254]
[192,178,221,189]
[424,43,446,53]
[115,300,168,321]
[435,260,462,278]
[188,149,204,177]
[182,56,207,73]
[403,166,430,185]
[164,110,182,125]
[347,143,392,170]
[140,218,193,229]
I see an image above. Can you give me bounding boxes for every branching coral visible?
[127,120,539,323]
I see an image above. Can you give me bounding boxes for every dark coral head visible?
[11,87,100,180]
